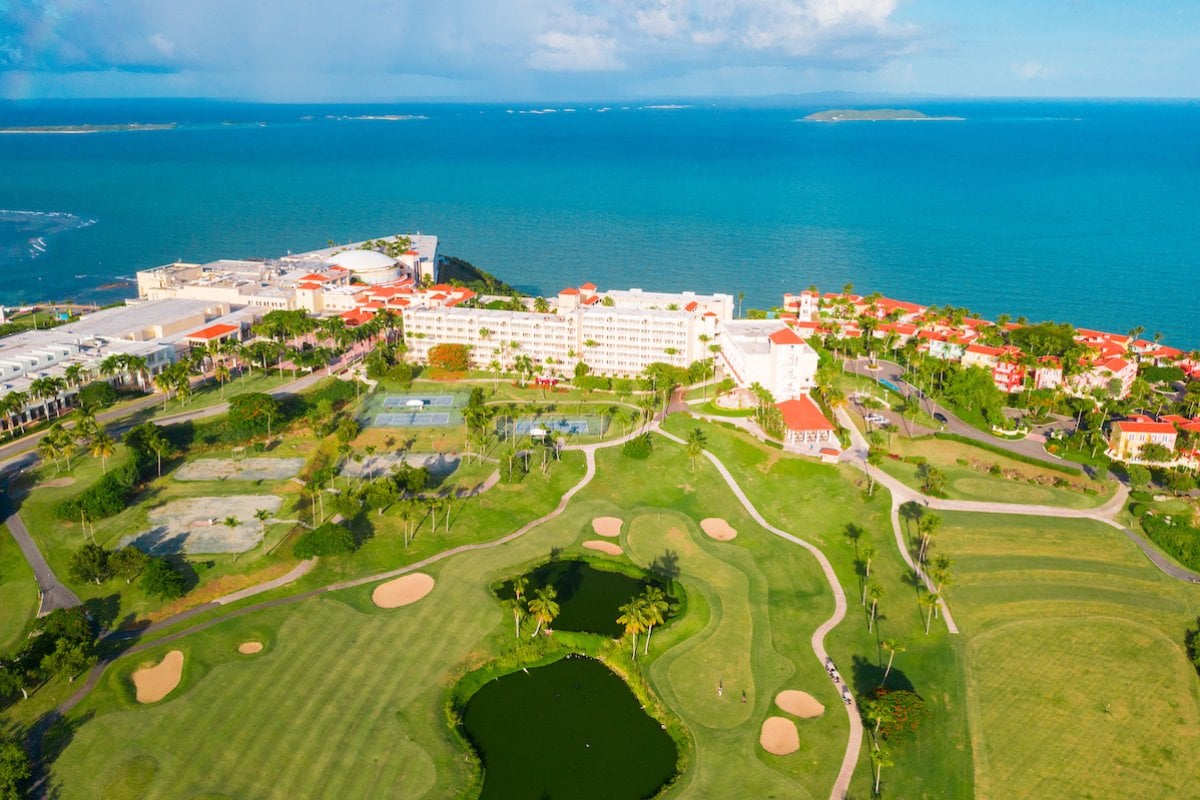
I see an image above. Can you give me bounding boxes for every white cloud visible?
[148,33,175,58]
[1013,60,1048,80]
[527,31,624,72]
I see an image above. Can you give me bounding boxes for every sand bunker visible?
[759,716,800,755]
[133,650,184,704]
[237,641,264,655]
[583,540,623,556]
[700,518,737,541]
[41,477,76,488]
[592,517,622,537]
[174,457,304,482]
[775,690,825,719]
[121,494,283,555]
[372,573,435,608]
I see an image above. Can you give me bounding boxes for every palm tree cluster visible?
[898,502,953,635]
[615,586,670,659]
[36,411,113,475]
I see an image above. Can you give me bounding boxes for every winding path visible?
[656,424,862,800]
[2,510,80,617]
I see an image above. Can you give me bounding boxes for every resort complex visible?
[1,231,1199,800]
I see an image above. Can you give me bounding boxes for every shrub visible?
[621,433,654,460]
[1140,514,1200,572]
[293,522,357,558]
[55,462,139,521]
[77,381,118,410]
[141,557,185,600]
[869,687,927,742]
[902,455,927,466]
[1129,502,1147,518]
[428,343,471,372]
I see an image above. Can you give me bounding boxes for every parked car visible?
[933,412,948,424]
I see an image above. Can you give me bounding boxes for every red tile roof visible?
[777,396,835,432]
[300,273,333,282]
[298,282,321,290]
[580,282,597,291]
[769,327,806,346]
[340,308,374,326]
[559,287,580,295]
[1113,418,1176,435]
[186,323,239,341]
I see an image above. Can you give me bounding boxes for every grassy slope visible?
[663,415,973,799]
[937,513,1200,799]
[877,435,1112,509]
[0,524,39,651]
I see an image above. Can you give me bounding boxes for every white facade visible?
[719,320,819,402]
[403,300,720,377]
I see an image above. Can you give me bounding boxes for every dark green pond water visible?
[512,559,663,637]
[463,657,678,800]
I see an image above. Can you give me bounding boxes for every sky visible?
[1,0,1198,101]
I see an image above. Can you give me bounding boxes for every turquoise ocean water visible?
[0,99,1196,346]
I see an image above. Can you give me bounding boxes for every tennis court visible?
[374,411,453,427]
[381,394,456,408]
[503,415,607,437]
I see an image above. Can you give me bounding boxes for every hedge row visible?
[1140,514,1200,572]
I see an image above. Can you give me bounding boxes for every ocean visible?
[0,98,1197,347]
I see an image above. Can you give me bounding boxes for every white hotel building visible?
[719,319,820,401]
[403,284,729,377]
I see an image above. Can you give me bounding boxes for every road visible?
[845,357,1078,469]
[3,509,81,617]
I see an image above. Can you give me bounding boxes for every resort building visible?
[1067,355,1136,399]
[1109,416,1177,461]
[718,320,820,402]
[961,343,1027,393]
[1034,357,1064,390]
[777,395,836,450]
[0,298,245,422]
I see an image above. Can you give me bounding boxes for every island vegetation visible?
[803,109,964,122]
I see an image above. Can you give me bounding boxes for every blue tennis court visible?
[381,394,455,408]
[513,418,592,435]
[375,411,453,427]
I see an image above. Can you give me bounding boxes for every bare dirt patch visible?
[341,452,461,479]
[700,518,737,541]
[121,495,283,554]
[133,650,184,703]
[372,573,435,608]
[174,457,304,482]
[40,477,76,488]
[583,540,623,556]
[592,517,623,537]
[237,641,264,655]
[759,716,800,755]
[775,690,824,719]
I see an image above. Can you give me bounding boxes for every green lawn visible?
[47,426,879,799]
[876,436,1113,510]
[935,513,1200,799]
[0,523,39,651]
[664,415,973,799]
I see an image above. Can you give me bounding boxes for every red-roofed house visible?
[777,396,837,448]
[183,323,241,345]
[1034,356,1063,390]
[1110,416,1177,461]
[1068,355,1136,399]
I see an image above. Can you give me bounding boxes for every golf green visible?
[463,656,678,800]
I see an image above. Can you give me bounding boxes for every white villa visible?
[719,320,819,402]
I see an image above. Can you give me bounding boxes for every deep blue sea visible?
[0,98,1197,346]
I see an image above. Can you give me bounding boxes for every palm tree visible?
[872,743,894,795]
[685,427,707,470]
[880,639,905,683]
[921,592,940,634]
[214,361,231,396]
[528,586,559,637]
[867,581,883,633]
[863,697,894,748]
[254,508,271,538]
[917,513,941,563]
[859,543,877,604]
[503,596,525,639]
[640,586,668,655]
[89,431,115,473]
[153,371,174,408]
[617,598,647,658]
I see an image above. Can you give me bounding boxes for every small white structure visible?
[405,399,425,409]
[326,250,401,285]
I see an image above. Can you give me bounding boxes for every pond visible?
[463,656,678,800]
[505,559,666,637]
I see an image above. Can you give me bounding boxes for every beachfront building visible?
[719,320,820,402]
[1109,416,1177,461]
[961,343,1027,393]
[1067,354,1137,399]
[1034,356,1063,390]
[401,287,723,377]
[135,233,439,311]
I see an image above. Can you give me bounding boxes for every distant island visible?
[0,123,176,134]
[802,108,964,122]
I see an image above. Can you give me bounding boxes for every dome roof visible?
[328,249,397,272]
